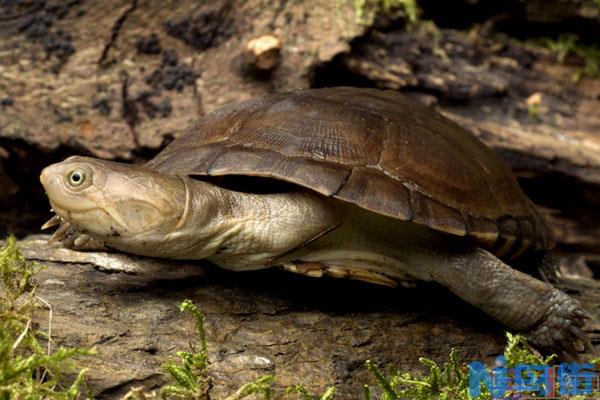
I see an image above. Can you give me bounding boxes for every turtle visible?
[39,87,589,357]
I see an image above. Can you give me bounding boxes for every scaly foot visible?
[525,289,591,360]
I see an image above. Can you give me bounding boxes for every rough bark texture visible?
[1,0,599,397]
[15,237,600,399]
[0,0,363,157]
[0,0,364,237]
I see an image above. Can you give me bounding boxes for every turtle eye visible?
[68,170,86,187]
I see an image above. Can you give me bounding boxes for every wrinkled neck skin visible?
[90,176,337,270]
[42,157,335,269]
[99,176,232,261]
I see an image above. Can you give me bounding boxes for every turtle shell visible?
[147,87,554,258]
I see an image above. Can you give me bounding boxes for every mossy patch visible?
[160,300,211,399]
[0,236,93,399]
[517,33,600,81]
[346,0,421,27]
[540,34,600,81]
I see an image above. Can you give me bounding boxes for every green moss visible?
[0,236,93,400]
[363,348,481,400]
[502,332,555,367]
[285,385,335,400]
[223,375,274,400]
[527,104,539,121]
[533,34,600,81]
[360,333,560,400]
[160,301,211,399]
[350,0,421,26]
[160,300,336,400]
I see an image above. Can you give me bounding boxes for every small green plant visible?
[351,0,420,26]
[0,236,93,399]
[527,103,539,121]
[285,385,336,400]
[539,34,600,81]
[161,300,336,400]
[223,375,274,400]
[544,33,579,63]
[502,332,555,367]
[361,333,562,400]
[161,300,211,399]
[525,92,542,122]
[363,348,485,400]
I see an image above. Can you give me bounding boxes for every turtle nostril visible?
[40,166,59,188]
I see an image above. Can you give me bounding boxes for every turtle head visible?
[40,156,188,251]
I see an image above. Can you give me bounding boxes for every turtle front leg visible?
[410,246,590,358]
[42,215,106,251]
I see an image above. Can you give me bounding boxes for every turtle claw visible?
[525,289,592,360]
[41,214,61,230]
[74,235,92,247]
[48,221,73,244]
[60,228,80,248]
[43,213,102,250]
[569,325,594,353]
[575,309,592,320]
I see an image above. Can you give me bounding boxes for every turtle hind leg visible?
[280,260,404,288]
[406,245,591,358]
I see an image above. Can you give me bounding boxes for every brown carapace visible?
[147,87,554,261]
